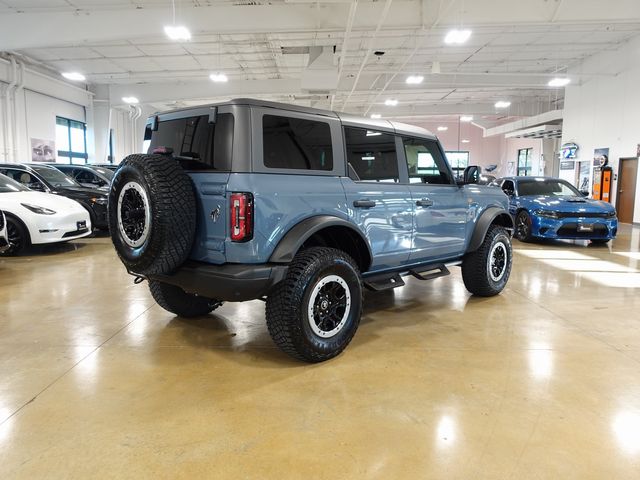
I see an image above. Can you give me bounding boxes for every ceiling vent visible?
[281,46,310,55]
[301,46,338,93]
[505,124,563,139]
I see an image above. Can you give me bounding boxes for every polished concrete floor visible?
[1,226,640,479]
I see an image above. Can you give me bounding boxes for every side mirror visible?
[503,189,515,197]
[27,182,45,192]
[462,165,480,185]
[580,190,589,197]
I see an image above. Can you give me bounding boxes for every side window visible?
[5,170,43,190]
[502,180,515,196]
[402,137,452,185]
[344,127,399,182]
[262,114,333,171]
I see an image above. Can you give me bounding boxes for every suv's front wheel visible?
[266,247,363,363]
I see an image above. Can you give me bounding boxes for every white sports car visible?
[0,173,92,255]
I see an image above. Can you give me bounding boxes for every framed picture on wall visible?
[30,138,56,162]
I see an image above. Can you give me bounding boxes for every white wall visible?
[0,58,92,163]
[562,34,640,223]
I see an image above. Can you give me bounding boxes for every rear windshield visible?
[145,113,234,171]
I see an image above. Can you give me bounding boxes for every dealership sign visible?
[560,142,579,159]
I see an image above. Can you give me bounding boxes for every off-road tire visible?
[514,210,533,242]
[1,214,30,256]
[108,154,196,276]
[149,280,222,317]
[266,247,363,363]
[462,226,512,297]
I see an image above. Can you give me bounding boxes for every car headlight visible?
[21,203,56,215]
[90,197,108,205]
[534,209,560,219]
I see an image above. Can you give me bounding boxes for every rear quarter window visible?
[262,114,333,171]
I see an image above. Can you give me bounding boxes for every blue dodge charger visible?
[492,176,618,244]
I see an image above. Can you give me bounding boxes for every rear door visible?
[400,136,466,261]
[145,107,236,264]
[341,126,413,271]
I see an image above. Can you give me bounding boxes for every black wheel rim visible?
[308,275,352,338]
[489,242,508,282]
[117,181,150,248]
[121,189,145,241]
[516,213,529,239]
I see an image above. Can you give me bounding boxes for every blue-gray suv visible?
[108,99,514,362]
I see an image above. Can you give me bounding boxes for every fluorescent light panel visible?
[122,96,139,104]
[370,113,382,119]
[460,115,473,122]
[444,29,472,45]
[548,77,571,87]
[384,99,398,106]
[437,126,448,131]
[495,101,511,109]
[62,72,85,82]
[406,75,424,85]
[209,73,228,82]
[164,25,191,41]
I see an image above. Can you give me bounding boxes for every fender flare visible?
[466,206,514,253]
[269,215,373,264]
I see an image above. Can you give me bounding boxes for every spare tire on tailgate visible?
[108,153,197,276]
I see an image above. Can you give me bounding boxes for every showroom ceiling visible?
[1,0,640,119]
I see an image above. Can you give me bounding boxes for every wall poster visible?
[31,138,56,162]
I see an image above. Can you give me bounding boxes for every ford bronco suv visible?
[108,99,513,363]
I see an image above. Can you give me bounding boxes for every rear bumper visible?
[149,261,289,302]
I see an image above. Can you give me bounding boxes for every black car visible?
[0,163,108,229]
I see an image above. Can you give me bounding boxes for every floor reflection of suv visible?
[108,99,514,362]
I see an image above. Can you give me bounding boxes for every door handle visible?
[416,198,434,207]
[353,199,376,208]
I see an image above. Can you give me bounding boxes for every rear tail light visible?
[230,193,254,242]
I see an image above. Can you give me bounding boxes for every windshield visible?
[0,173,29,193]
[31,165,81,188]
[518,179,581,197]
[90,166,114,180]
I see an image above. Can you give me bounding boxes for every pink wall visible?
[408,120,544,178]
[410,120,502,171]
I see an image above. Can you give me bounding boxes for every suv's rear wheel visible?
[462,225,512,297]
[149,280,222,317]
[266,247,363,363]
[108,154,197,276]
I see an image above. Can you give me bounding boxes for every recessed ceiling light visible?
[122,96,139,104]
[460,115,473,122]
[461,139,470,143]
[444,29,472,45]
[437,126,448,131]
[495,101,511,109]
[548,77,571,87]
[385,99,398,106]
[406,75,424,85]
[164,25,191,41]
[62,72,86,82]
[370,113,382,119]
[209,73,228,83]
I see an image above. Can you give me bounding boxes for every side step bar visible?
[364,264,451,291]
[409,264,450,281]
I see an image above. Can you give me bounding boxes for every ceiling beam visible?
[2,0,640,51]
